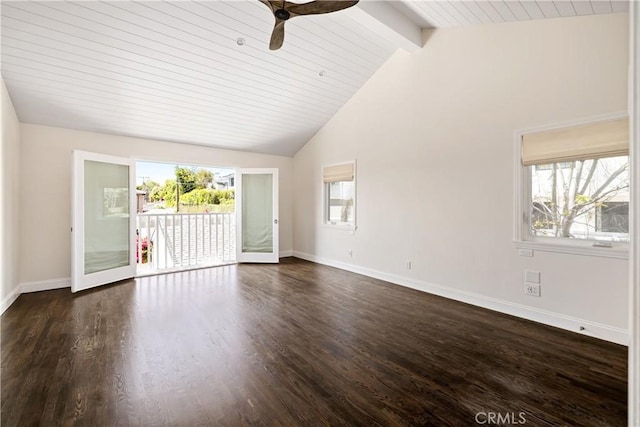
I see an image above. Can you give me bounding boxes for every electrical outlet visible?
[348,249,353,258]
[524,283,541,297]
[406,260,412,270]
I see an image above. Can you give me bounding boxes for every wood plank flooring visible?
[1,258,627,426]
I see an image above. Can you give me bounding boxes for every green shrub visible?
[180,189,236,207]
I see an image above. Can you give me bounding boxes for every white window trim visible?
[322,160,357,231]
[513,112,629,259]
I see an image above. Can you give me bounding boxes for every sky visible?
[136,161,235,186]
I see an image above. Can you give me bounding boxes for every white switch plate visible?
[519,249,533,257]
[524,270,540,284]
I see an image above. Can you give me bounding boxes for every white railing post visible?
[209,214,213,262]
[195,214,199,264]
[180,214,184,266]
[162,217,165,268]
[188,214,191,266]
[172,215,176,268]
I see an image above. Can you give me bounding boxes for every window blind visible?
[323,163,354,183]
[521,117,629,166]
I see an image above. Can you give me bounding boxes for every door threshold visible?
[135,262,237,278]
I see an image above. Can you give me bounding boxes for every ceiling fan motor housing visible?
[275,9,290,20]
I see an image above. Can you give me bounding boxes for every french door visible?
[72,151,136,292]
[236,168,279,263]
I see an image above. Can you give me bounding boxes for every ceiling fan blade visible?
[269,18,286,50]
[259,0,279,13]
[287,0,359,17]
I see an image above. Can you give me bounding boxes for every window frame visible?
[513,113,629,259]
[322,160,357,231]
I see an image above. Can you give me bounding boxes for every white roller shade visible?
[323,163,354,183]
[521,117,629,166]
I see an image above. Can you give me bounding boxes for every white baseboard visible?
[292,251,629,346]
[279,250,294,258]
[1,278,71,315]
[1,286,21,315]
[20,278,70,293]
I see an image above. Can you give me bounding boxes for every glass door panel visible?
[72,151,136,292]
[84,160,130,274]
[237,169,278,263]
[242,174,273,254]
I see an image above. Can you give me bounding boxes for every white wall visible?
[293,14,630,343]
[19,124,293,285]
[1,80,21,310]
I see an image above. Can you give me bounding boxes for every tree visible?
[158,179,177,207]
[175,167,197,194]
[137,180,161,201]
[149,185,163,202]
[531,157,629,238]
[148,167,222,210]
[195,169,214,189]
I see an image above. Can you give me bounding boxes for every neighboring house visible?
[215,172,235,190]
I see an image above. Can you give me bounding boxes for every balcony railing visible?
[136,212,236,273]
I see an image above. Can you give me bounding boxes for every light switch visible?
[519,249,534,257]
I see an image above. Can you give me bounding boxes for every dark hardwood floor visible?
[1,258,627,426]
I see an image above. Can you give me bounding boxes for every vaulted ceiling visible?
[1,1,628,156]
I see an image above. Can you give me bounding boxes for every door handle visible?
[274,219,278,224]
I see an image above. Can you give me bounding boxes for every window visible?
[529,156,629,241]
[323,161,356,228]
[516,116,629,256]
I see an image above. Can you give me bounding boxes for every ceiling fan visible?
[258,0,360,50]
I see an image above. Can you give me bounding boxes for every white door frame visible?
[236,168,279,263]
[72,150,136,292]
[629,3,639,425]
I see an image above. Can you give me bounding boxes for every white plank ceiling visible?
[1,1,629,156]
[402,1,628,28]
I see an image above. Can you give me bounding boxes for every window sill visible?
[514,239,628,259]
[323,223,357,232]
